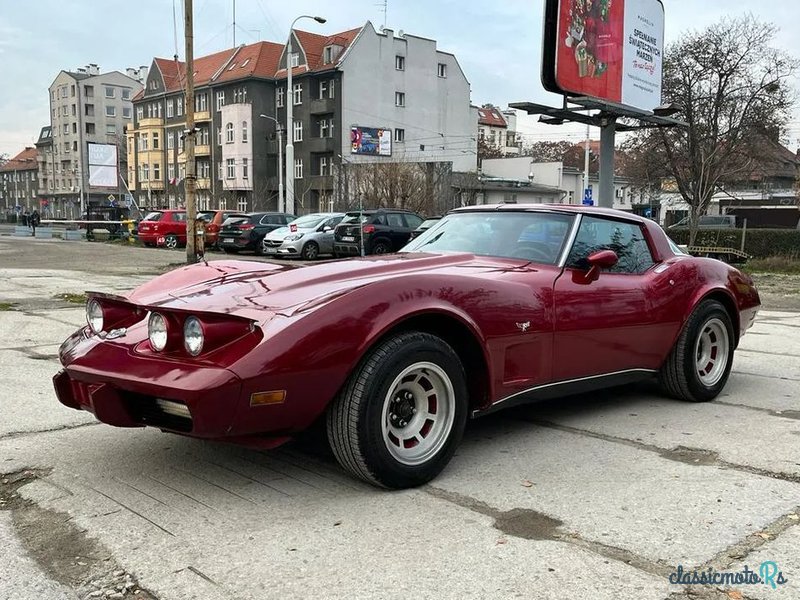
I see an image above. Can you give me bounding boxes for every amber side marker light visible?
[250,390,287,406]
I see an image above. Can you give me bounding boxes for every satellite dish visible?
[398,30,404,37]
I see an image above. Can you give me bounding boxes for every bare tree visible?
[625,15,796,244]
[521,140,599,172]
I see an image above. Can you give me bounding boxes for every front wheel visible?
[301,241,320,260]
[164,234,178,250]
[659,299,735,402]
[326,332,468,488]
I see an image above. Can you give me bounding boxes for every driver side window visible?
[567,216,654,274]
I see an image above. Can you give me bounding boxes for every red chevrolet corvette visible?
[54,205,760,488]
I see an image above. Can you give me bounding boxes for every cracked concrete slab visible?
[726,525,800,599]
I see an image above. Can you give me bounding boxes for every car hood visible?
[126,253,538,323]
[265,226,316,241]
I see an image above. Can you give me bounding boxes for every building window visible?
[242,121,248,143]
[153,163,160,180]
[178,134,184,152]
[320,155,331,176]
[290,52,299,68]
[105,86,115,98]
[226,122,234,143]
[394,128,405,143]
[63,123,68,134]
[168,164,175,181]
[216,126,222,146]
[123,107,131,118]
[226,158,235,179]
[328,79,335,99]
[395,55,405,71]
[153,132,160,149]
[106,106,116,117]
[166,100,174,118]
[293,120,303,142]
[177,97,183,116]
[218,162,224,180]
[294,158,303,179]
[242,158,249,179]
[122,88,131,100]
[167,132,174,150]
[198,161,210,178]
[70,84,76,97]
[198,127,209,146]
[395,92,405,107]
[216,91,225,111]
[84,85,93,98]
[139,133,149,151]
[319,80,328,100]
[85,104,95,117]
[106,124,116,136]
[293,83,302,106]
[71,104,76,116]
[85,123,95,135]
[136,106,143,120]
[196,93,208,112]
[143,163,150,181]
[323,46,333,64]
[438,63,447,78]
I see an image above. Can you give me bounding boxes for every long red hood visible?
[125,253,525,323]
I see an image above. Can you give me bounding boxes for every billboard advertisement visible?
[87,142,118,188]
[542,0,664,113]
[351,126,392,156]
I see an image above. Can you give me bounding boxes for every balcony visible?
[196,177,211,189]
[195,144,211,156]
[138,117,164,128]
[306,137,337,153]
[309,97,335,115]
[143,180,164,190]
[195,111,211,122]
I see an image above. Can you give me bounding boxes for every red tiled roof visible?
[145,25,363,96]
[478,106,507,128]
[0,147,38,172]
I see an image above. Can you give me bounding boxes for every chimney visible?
[86,63,100,76]
[138,66,149,82]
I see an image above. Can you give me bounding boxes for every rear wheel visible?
[301,241,320,260]
[371,240,391,255]
[164,234,178,250]
[659,300,735,402]
[327,331,467,488]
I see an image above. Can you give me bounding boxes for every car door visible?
[318,216,342,253]
[552,215,661,381]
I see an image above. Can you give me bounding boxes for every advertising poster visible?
[553,0,664,112]
[351,126,392,156]
[87,143,119,188]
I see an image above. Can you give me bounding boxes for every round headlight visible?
[148,312,168,351]
[183,316,204,356]
[86,299,104,334]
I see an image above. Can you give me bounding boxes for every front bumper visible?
[54,329,243,437]
[333,241,363,256]
[263,239,302,256]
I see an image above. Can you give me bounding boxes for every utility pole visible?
[184,0,198,263]
[583,121,590,205]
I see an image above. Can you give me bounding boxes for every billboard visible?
[542,0,664,112]
[351,126,392,156]
[87,142,118,188]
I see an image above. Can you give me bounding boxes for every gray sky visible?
[1,0,798,157]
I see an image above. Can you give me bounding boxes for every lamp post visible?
[285,14,326,216]
[259,114,283,212]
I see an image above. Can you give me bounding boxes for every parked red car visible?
[55,205,760,488]
[136,210,187,249]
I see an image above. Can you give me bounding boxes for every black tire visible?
[659,300,735,402]
[301,241,320,260]
[371,240,391,255]
[164,234,178,250]
[326,331,468,489]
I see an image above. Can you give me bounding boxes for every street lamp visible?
[285,14,326,216]
[259,114,284,212]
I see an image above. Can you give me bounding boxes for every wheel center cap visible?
[389,391,416,427]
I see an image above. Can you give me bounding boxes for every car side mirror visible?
[581,249,618,283]
[322,226,333,232]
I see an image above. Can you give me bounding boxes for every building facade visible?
[0,147,39,217]
[128,21,477,215]
[48,64,144,217]
[478,105,521,156]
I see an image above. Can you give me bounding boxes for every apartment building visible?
[128,21,476,214]
[0,147,39,214]
[48,64,144,216]
[478,105,522,156]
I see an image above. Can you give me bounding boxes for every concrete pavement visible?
[1,235,798,600]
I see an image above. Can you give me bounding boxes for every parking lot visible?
[1,235,798,600]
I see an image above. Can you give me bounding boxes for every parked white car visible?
[262,213,345,260]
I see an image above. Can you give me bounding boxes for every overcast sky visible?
[1,0,799,158]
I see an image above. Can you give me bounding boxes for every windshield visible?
[142,211,162,222]
[403,211,574,264]
[341,213,373,225]
[290,214,327,229]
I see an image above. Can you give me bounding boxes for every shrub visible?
[667,229,800,259]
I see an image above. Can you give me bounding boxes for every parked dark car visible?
[333,209,424,257]
[409,216,442,241]
[218,212,295,254]
[202,210,247,248]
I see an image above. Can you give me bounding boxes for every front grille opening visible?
[123,393,193,433]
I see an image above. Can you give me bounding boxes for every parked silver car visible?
[262,212,345,260]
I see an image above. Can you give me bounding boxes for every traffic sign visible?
[582,188,594,206]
